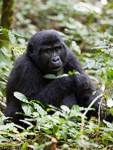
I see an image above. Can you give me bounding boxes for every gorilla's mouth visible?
[52,66,61,71]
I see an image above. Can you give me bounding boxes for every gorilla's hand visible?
[70,74,90,93]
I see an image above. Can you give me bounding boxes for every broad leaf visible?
[14,92,29,103]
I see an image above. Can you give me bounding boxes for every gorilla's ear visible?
[27,42,34,54]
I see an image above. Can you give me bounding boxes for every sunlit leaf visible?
[14,92,29,103]
[22,103,34,115]
[61,105,70,113]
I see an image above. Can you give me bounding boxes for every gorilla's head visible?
[27,30,69,75]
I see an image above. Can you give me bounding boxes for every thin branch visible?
[81,94,103,134]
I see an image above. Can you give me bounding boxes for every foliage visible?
[0,92,113,149]
[0,28,26,108]
[13,0,113,51]
[0,28,15,107]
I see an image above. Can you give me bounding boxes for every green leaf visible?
[53,125,59,134]
[44,72,80,79]
[87,60,95,69]
[22,103,34,115]
[31,100,45,109]
[61,105,70,113]
[71,41,81,55]
[14,92,29,103]
[41,128,52,134]
[44,74,57,79]
[33,103,47,116]
[0,49,12,65]
[103,120,113,128]
[107,98,113,107]
[0,50,6,62]
[22,142,28,150]
[1,28,8,37]
[62,144,69,149]
[68,70,79,76]
[8,31,16,44]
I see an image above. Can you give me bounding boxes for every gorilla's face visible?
[27,30,69,75]
[38,43,64,74]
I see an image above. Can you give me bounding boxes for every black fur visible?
[4,30,103,125]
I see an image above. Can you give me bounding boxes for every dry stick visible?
[98,98,102,126]
[81,94,103,135]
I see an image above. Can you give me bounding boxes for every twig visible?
[81,94,103,135]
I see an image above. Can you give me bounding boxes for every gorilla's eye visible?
[56,45,62,49]
[46,48,51,53]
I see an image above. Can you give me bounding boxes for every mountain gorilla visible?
[4,30,106,125]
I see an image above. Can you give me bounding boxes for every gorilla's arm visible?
[64,51,103,115]
[35,74,88,107]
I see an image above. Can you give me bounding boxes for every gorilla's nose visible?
[52,56,60,62]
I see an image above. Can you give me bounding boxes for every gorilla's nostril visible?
[52,56,60,62]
